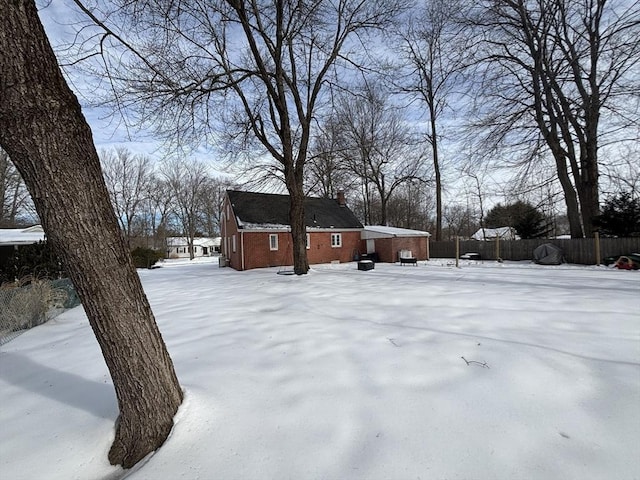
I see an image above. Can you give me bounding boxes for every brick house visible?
[221,190,364,271]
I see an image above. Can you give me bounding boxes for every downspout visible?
[241,231,245,271]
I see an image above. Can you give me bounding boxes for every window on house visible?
[232,235,237,253]
[269,234,279,251]
[331,233,342,248]
[306,233,310,250]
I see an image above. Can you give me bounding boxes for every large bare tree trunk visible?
[553,152,584,238]
[430,111,443,241]
[286,165,310,275]
[0,0,183,468]
[578,122,601,237]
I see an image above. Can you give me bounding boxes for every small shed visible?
[361,226,431,263]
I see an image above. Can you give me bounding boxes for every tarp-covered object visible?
[614,254,640,270]
[533,243,564,265]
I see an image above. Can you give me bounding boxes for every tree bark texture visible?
[0,0,183,468]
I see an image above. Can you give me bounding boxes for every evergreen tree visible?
[485,201,551,239]
[595,193,640,237]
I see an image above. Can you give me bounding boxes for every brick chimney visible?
[336,189,346,207]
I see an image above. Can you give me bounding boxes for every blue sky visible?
[38,0,225,168]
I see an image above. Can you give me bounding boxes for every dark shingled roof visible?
[227,190,363,229]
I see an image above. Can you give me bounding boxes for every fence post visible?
[594,231,601,266]
[455,236,460,267]
[495,237,501,261]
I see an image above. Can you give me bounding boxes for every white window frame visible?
[331,233,342,248]
[306,233,310,250]
[232,235,237,253]
[269,234,279,251]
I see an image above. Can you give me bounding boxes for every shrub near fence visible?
[430,237,640,265]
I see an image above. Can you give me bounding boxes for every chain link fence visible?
[0,278,80,345]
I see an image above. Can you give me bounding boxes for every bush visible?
[131,247,164,269]
[0,241,65,284]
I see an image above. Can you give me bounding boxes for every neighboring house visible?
[166,236,219,258]
[471,227,520,241]
[212,237,222,253]
[361,226,431,262]
[0,225,45,265]
[222,190,364,271]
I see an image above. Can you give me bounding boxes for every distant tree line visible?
[3,145,235,261]
[99,147,235,258]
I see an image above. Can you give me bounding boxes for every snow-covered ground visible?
[1,258,639,480]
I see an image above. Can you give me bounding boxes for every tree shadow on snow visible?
[0,352,117,419]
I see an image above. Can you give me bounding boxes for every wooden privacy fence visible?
[429,237,640,265]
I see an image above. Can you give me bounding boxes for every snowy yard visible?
[1,258,639,480]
